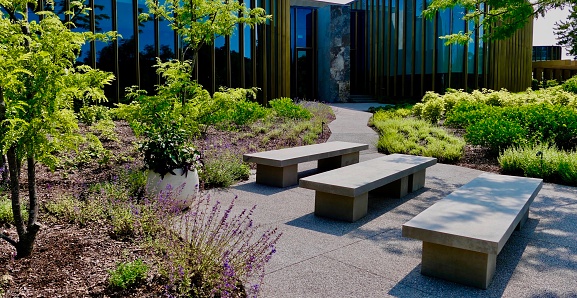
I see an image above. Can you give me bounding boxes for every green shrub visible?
[79,105,111,125]
[44,195,105,225]
[373,117,465,162]
[0,195,29,225]
[499,143,577,186]
[200,151,250,188]
[269,97,312,119]
[562,75,577,94]
[546,79,559,88]
[89,119,119,142]
[75,133,114,167]
[444,101,493,128]
[369,105,413,123]
[108,259,149,290]
[228,100,269,126]
[464,117,527,153]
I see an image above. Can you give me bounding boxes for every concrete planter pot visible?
[146,168,199,208]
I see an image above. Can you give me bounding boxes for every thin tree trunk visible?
[27,156,39,227]
[0,87,7,184]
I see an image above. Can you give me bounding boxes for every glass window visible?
[214,35,227,89]
[436,9,450,74]
[117,0,137,97]
[424,0,433,75]
[415,0,422,74]
[95,0,113,70]
[230,24,241,87]
[138,0,156,94]
[478,4,484,75]
[390,1,396,76]
[158,18,175,61]
[467,11,475,74]
[296,8,312,48]
[451,7,465,74]
[405,0,413,75]
[243,0,253,88]
[397,0,404,75]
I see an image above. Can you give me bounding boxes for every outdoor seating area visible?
[243,141,369,187]
[223,104,575,297]
[299,154,437,222]
[402,173,543,289]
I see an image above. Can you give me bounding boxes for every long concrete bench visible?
[243,141,369,187]
[402,173,543,289]
[299,154,437,222]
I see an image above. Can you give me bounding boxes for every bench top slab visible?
[402,173,543,255]
[242,141,369,167]
[299,154,437,197]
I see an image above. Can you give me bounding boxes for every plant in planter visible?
[140,125,203,207]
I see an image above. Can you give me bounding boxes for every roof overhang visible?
[290,0,354,8]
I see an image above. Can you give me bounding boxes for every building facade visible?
[32,0,533,103]
[532,46,562,61]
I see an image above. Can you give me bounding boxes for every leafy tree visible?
[423,0,569,45]
[140,0,271,104]
[0,0,116,258]
[554,4,577,57]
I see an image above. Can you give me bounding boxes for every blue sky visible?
[533,7,572,60]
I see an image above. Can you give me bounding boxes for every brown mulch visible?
[0,117,500,297]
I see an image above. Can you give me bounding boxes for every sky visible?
[533,7,573,60]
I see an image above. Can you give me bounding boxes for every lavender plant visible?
[154,195,281,297]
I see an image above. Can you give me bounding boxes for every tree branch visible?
[0,232,17,247]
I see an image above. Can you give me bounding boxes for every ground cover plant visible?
[406,85,577,185]
[370,105,465,162]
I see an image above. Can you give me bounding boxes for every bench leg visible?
[516,208,529,231]
[318,152,360,172]
[255,164,298,187]
[314,191,368,222]
[409,169,427,192]
[421,242,496,289]
[371,176,409,198]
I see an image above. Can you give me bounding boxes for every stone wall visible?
[317,5,350,102]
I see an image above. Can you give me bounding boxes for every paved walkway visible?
[209,103,577,297]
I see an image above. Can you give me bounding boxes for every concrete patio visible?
[207,103,577,297]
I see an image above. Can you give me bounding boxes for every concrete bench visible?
[243,141,369,187]
[299,154,437,222]
[402,173,543,289]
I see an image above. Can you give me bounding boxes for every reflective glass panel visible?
[405,0,412,74]
[138,0,156,94]
[424,0,433,74]
[244,0,253,87]
[214,35,227,88]
[296,8,313,48]
[415,0,422,74]
[231,24,241,87]
[158,18,175,61]
[451,7,465,73]
[117,0,137,97]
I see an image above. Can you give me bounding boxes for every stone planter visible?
[146,168,199,208]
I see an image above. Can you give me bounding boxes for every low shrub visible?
[373,116,465,162]
[79,105,111,125]
[562,75,577,94]
[200,151,250,188]
[499,143,577,186]
[269,97,312,120]
[227,100,269,126]
[89,119,119,142]
[108,259,149,290]
[154,196,281,297]
[464,117,527,153]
